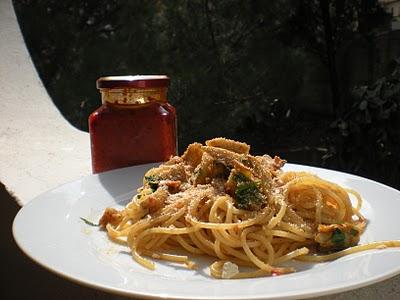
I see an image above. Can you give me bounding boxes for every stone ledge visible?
[0,0,91,206]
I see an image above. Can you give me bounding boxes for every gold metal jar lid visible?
[96,75,169,89]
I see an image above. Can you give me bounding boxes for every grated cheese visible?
[221,261,239,279]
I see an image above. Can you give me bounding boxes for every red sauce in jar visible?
[89,75,177,173]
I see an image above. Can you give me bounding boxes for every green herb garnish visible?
[331,228,346,244]
[80,217,99,227]
[234,173,264,211]
[145,175,161,192]
[234,172,250,183]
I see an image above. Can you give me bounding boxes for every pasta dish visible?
[99,138,399,279]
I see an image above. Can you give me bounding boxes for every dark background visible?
[13,0,400,189]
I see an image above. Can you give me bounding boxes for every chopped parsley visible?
[80,217,99,227]
[145,175,162,192]
[331,228,345,244]
[233,172,264,210]
[233,172,249,183]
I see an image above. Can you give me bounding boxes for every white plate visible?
[12,163,400,299]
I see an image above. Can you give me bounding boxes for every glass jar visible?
[89,75,177,174]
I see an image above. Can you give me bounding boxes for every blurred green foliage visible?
[326,60,400,187]
[14,0,305,147]
[14,0,400,188]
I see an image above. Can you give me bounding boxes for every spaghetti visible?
[99,138,400,279]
